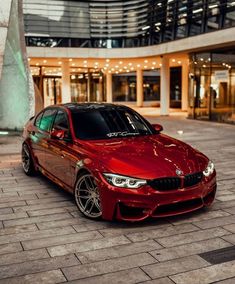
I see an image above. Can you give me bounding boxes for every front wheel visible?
[21,143,36,176]
[74,173,102,219]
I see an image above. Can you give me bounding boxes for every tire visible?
[74,173,102,219]
[21,143,36,176]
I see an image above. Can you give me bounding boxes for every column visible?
[160,56,170,115]
[136,68,143,107]
[106,72,112,103]
[61,60,71,103]
[181,60,189,111]
[87,71,91,102]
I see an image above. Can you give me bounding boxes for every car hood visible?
[82,134,208,179]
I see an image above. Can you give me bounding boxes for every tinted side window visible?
[35,112,43,128]
[52,110,69,131]
[39,109,57,132]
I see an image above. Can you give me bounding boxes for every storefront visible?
[188,50,235,123]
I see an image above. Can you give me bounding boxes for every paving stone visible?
[22,230,103,250]
[0,194,38,204]
[26,196,71,205]
[72,222,108,233]
[77,239,162,263]
[0,269,66,284]
[37,217,87,230]
[0,212,28,221]
[156,227,230,247]
[0,248,49,266]
[167,210,230,225]
[194,215,235,229]
[62,253,156,281]
[142,255,209,279]
[48,235,131,257]
[126,224,198,242]
[215,278,235,284]
[222,234,235,244]
[139,278,175,284]
[0,208,13,214]
[0,200,26,209]
[68,267,150,284]
[223,206,235,214]
[98,221,169,237]
[217,194,235,202]
[0,254,79,279]
[223,224,235,233]
[3,212,72,227]
[170,260,235,284]
[0,243,22,255]
[0,226,75,245]
[27,207,71,217]
[13,200,74,213]
[0,224,38,236]
[150,238,232,262]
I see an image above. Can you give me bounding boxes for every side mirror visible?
[51,129,66,140]
[152,124,163,133]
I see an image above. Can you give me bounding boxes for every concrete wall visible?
[0,0,34,130]
[27,27,235,59]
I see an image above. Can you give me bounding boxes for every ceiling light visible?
[144,60,148,63]
[36,63,39,66]
[69,58,73,61]
[58,61,62,65]
[152,62,156,65]
[43,60,47,63]
[115,65,119,68]
[159,63,162,67]
[128,63,132,66]
[144,66,148,69]
[172,59,176,62]
[106,59,110,62]
[72,63,75,66]
[28,58,31,61]
[119,61,123,64]
[83,60,87,64]
[178,61,181,64]
[124,66,127,69]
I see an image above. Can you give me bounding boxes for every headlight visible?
[103,173,147,189]
[203,161,215,177]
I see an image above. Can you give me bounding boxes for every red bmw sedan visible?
[22,103,216,221]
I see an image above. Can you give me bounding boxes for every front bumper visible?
[96,172,216,221]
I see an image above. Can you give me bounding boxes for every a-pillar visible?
[160,56,170,115]
[106,72,112,103]
[136,68,143,107]
[61,61,71,103]
[181,59,189,111]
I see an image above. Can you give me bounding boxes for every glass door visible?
[43,77,62,107]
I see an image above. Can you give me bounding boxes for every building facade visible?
[0,0,235,129]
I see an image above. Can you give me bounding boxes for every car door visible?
[30,108,57,169]
[45,109,73,188]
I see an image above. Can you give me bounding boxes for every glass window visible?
[35,111,43,128]
[39,109,57,132]
[52,110,69,131]
[71,108,154,140]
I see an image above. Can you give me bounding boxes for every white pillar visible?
[160,56,170,115]
[106,72,112,103]
[61,61,71,103]
[137,68,143,107]
[181,60,189,111]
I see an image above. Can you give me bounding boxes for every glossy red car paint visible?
[22,103,216,221]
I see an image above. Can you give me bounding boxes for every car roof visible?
[60,103,130,112]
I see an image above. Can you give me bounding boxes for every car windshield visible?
[71,108,154,140]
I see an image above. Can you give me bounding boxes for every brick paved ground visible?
[0,116,234,284]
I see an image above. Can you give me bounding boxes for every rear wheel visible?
[74,173,102,219]
[21,143,35,176]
